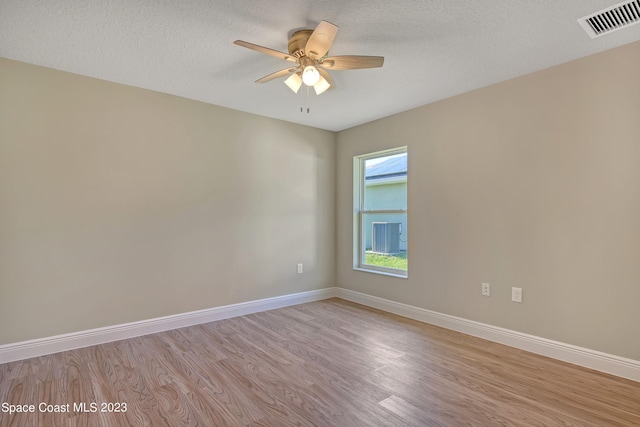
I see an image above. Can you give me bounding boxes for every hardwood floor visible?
[1,298,639,426]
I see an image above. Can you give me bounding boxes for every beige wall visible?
[2,41,639,362]
[0,58,336,344]
[337,41,640,360]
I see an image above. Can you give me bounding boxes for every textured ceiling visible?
[1,0,639,131]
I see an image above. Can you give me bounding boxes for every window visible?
[353,147,407,277]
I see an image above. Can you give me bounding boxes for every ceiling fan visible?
[234,21,384,95]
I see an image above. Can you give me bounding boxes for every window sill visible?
[353,267,408,279]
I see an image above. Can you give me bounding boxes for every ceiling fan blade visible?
[305,21,338,59]
[234,40,298,63]
[255,67,299,83]
[321,55,384,70]
[318,68,335,88]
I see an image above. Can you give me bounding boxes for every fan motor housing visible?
[288,29,313,56]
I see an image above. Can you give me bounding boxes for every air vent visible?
[578,0,640,38]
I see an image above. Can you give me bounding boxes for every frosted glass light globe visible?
[302,66,320,86]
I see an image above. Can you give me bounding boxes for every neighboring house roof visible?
[366,153,407,181]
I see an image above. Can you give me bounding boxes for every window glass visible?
[354,148,407,276]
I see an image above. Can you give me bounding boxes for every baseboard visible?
[3,286,638,383]
[335,288,640,383]
[0,287,339,364]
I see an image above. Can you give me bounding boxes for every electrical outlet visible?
[297,263,303,274]
[482,283,491,297]
[512,287,522,303]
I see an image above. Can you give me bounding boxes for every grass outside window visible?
[365,251,407,271]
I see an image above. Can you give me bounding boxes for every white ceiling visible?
[1,0,639,132]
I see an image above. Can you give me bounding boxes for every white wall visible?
[336,41,640,361]
[0,58,336,345]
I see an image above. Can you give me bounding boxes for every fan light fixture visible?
[302,65,320,86]
[284,71,330,95]
[313,76,330,95]
[284,73,302,93]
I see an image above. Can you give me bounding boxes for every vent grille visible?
[578,0,640,38]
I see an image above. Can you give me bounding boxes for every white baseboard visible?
[335,288,640,383]
[3,286,638,383]
[0,287,338,364]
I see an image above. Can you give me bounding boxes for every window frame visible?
[353,147,408,278]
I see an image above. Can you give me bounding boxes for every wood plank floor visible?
[1,298,639,426]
